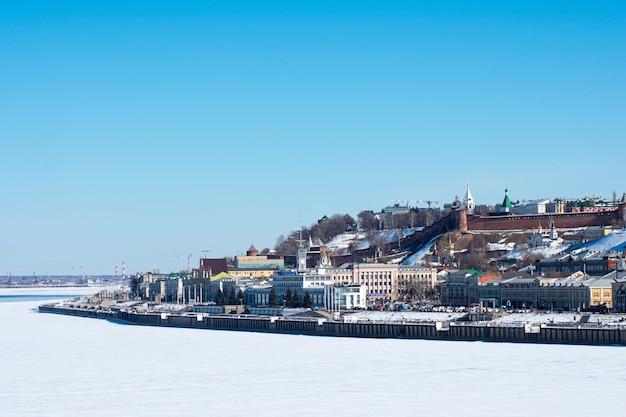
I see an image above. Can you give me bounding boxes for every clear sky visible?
[1,1,624,276]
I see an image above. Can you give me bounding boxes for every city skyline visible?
[1,1,624,275]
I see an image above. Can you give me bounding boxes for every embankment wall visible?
[39,305,626,346]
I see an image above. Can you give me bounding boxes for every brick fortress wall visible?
[455,203,626,231]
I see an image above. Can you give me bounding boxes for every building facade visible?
[440,271,480,307]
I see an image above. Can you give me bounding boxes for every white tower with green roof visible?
[499,188,512,213]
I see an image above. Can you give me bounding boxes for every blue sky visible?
[1,1,624,275]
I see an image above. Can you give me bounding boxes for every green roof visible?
[502,189,512,208]
[464,269,489,276]
[211,271,234,281]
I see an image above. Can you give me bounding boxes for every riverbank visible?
[39,302,626,346]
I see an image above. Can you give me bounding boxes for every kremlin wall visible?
[454,188,626,232]
[331,191,625,267]
[455,205,626,232]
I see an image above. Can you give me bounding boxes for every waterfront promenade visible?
[39,301,626,346]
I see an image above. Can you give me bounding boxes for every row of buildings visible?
[133,237,626,312]
[133,257,626,313]
[133,245,439,310]
[440,259,626,312]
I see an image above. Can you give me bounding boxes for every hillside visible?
[274,207,626,272]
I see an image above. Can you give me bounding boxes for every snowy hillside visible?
[504,244,570,261]
[401,235,440,266]
[571,229,626,253]
[324,230,415,253]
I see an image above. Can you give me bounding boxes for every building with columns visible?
[311,263,438,303]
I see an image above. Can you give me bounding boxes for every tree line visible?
[268,286,312,308]
[274,209,445,256]
[215,287,244,306]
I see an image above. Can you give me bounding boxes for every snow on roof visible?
[583,277,616,287]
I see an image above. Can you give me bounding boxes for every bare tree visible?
[358,210,379,233]
[370,233,390,257]
[274,234,299,255]
[310,214,355,242]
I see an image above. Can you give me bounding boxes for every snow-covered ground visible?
[150,303,187,312]
[573,228,626,253]
[498,228,626,262]
[324,231,365,251]
[3,288,626,417]
[401,234,440,265]
[487,241,516,251]
[504,243,570,260]
[355,228,423,251]
[346,311,466,323]
[345,310,626,327]
[490,312,626,326]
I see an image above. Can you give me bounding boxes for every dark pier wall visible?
[39,305,626,346]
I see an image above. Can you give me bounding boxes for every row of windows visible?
[361,281,392,286]
[540,264,605,272]
[398,274,432,279]
[592,291,611,298]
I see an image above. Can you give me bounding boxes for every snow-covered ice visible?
[2,287,626,417]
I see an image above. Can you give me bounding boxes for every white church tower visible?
[296,231,307,273]
[463,183,475,214]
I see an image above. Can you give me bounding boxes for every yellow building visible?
[234,255,284,270]
[227,268,278,279]
[234,245,284,271]
[587,278,613,308]
[585,226,612,242]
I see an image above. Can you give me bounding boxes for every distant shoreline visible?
[0,285,91,289]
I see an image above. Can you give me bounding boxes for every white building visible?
[527,222,563,248]
[513,199,551,215]
[463,184,475,214]
[324,285,367,310]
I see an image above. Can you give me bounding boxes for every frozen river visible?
[1,288,626,417]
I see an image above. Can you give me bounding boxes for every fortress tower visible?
[246,245,259,256]
[453,195,468,232]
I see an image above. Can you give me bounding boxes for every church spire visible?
[502,188,512,212]
[463,183,475,214]
[496,188,513,214]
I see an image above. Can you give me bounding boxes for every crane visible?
[424,200,439,210]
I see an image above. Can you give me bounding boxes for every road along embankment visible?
[38,304,626,346]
